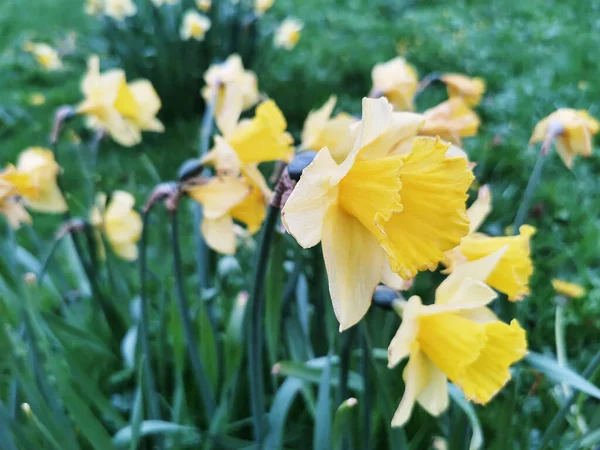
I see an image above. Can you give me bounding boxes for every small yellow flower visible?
[90,191,142,261]
[28,93,46,106]
[254,0,274,15]
[421,97,481,146]
[552,279,586,299]
[371,57,418,111]
[24,42,62,71]
[77,56,164,147]
[0,168,34,228]
[441,74,486,107]
[104,0,137,20]
[202,54,259,131]
[196,0,211,11]
[180,10,211,40]
[282,97,474,330]
[16,148,67,214]
[274,18,303,50]
[530,109,599,169]
[85,0,104,15]
[388,266,527,426]
[300,96,358,163]
[186,174,268,254]
[445,225,536,301]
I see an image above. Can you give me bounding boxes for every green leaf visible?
[448,384,484,450]
[128,357,145,450]
[332,398,358,450]
[264,378,305,449]
[265,233,286,368]
[274,360,364,392]
[526,352,600,399]
[113,421,201,448]
[314,353,332,450]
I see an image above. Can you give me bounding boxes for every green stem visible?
[138,209,161,420]
[539,349,600,449]
[360,328,371,450]
[555,301,571,399]
[247,204,280,446]
[512,147,548,232]
[170,208,216,421]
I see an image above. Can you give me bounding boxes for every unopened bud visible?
[372,285,398,310]
[287,151,317,181]
[177,159,204,182]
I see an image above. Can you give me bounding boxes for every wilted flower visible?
[24,42,62,71]
[16,147,67,213]
[0,168,34,228]
[552,279,586,299]
[300,96,358,162]
[530,109,599,169]
[196,0,211,11]
[282,97,474,330]
[274,18,303,50]
[104,0,137,20]
[421,97,480,146]
[186,174,268,254]
[91,191,142,261]
[388,262,527,426]
[180,10,211,41]
[441,74,486,107]
[254,0,274,15]
[202,54,259,132]
[77,56,164,147]
[371,57,418,111]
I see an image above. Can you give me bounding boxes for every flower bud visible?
[372,285,398,310]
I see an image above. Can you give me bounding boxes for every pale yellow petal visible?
[467,185,491,233]
[391,346,428,427]
[388,295,422,367]
[416,364,448,417]
[201,215,236,255]
[186,177,250,219]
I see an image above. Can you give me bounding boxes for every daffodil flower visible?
[371,57,418,111]
[388,254,527,427]
[441,74,486,107]
[300,96,358,163]
[16,147,67,213]
[530,109,599,169]
[196,0,211,11]
[274,18,303,50]
[0,167,34,228]
[202,55,259,133]
[90,191,142,261]
[186,174,268,254]
[77,56,164,147]
[24,42,62,71]
[421,97,480,146]
[104,0,137,21]
[282,97,474,330]
[254,0,274,15]
[552,279,586,299]
[180,10,211,41]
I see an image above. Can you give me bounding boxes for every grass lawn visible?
[1,0,599,447]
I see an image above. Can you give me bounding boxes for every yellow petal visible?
[441,74,486,107]
[128,79,164,132]
[381,259,412,290]
[203,136,241,177]
[281,147,340,248]
[321,206,385,331]
[415,364,448,417]
[381,137,473,279]
[422,98,481,145]
[467,185,491,233]
[230,173,268,234]
[391,345,429,427]
[111,242,139,261]
[0,199,32,229]
[186,177,250,219]
[388,295,423,367]
[201,215,236,255]
[301,95,337,150]
[215,84,244,137]
[371,57,419,111]
[551,279,586,299]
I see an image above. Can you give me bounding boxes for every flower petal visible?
[388,295,422,367]
[201,215,236,255]
[416,364,448,417]
[467,185,491,233]
[186,176,250,219]
[391,346,428,427]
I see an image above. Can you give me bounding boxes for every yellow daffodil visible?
[202,54,259,132]
[441,74,486,107]
[104,0,137,20]
[204,99,294,176]
[445,225,536,301]
[300,96,358,162]
[282,97,474,330]
[28,93,46,106]
[24,42,62,71]
[186,173,269,254]
[421,97,480,146]
[552,279,586,299]
[274,18,303,50]
[0,168,34,228]
[77,56,164,147]
[371,57,418,111]
[15,147,67,213]
[530,109,599,169]
[180,10,211,40]
[388,263,527,427]
[196,0,211,11]
[91,191,142,261]
[254,0,274,15]
[85,0,104,15]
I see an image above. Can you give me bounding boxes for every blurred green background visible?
[1,0,599,447]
